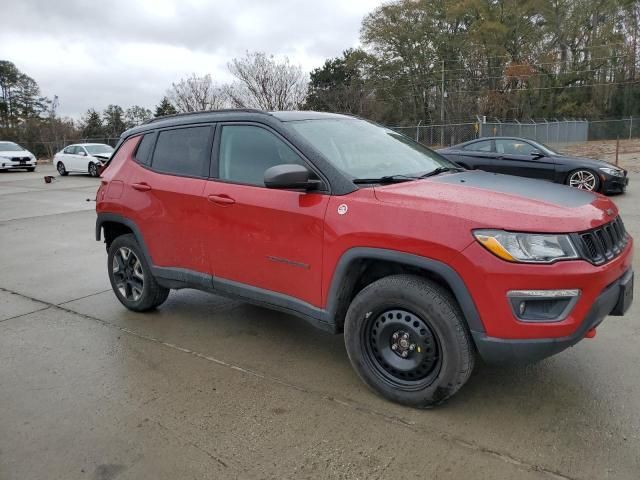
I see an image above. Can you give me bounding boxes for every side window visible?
[463,140,492,152]
[135,133,156,166]
[218,125,304,186]
[64,146,74,154]
[151,126,211,177]
[495,139,536,156]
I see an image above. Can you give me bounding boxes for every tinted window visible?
[63,146,74,154]
[219,125,304,186]
[495,139,536,156]
[151,126,211,177]
[135,134,155,166]
[463,140,492,152]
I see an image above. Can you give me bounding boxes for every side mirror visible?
[530,149,544,158]
[264,164,318,191]
[79,151,87,156]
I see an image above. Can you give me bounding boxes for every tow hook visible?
[585,328,597,339]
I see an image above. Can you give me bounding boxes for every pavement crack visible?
[0,306,52,324]
[153,420,229,469]
[56,289,112,306]
[1,286,579,480]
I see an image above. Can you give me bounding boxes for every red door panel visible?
[122,162,209,273]
[203,180,329,306]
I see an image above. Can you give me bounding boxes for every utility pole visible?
[440,59,445,146]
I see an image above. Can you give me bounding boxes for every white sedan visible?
[54,143,114,177]
[0,141,37,171]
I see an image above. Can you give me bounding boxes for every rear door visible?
[493,139,555,180]
[124,125,214,275]
[202,123,329,307]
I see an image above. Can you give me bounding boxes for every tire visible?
[57,161,68,176]
[88,162,99,177]
[107,234,170,312]
[567,169,600,192]
[344,274,475,408]
[27,167,35,172]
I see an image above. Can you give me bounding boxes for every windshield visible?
[288,119,455,179]
[0,142,25,152]
[85,144,114,155]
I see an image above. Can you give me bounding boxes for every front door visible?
[493,139,555,180]
[203,123,329,307]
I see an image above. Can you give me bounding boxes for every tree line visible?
[1,0,639,157]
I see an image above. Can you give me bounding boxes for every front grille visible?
[574,216,629,265]
[11,156,30,162]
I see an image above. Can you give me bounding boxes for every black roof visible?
[124,109,353,139]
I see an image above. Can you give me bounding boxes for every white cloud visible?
[0,0,383,118]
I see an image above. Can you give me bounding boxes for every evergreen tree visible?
[154,96,177,117]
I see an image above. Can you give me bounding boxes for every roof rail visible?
[142,108,267,125]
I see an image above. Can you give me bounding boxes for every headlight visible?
[599,167,624,177]
[473,230,579,263]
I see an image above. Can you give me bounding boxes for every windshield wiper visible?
[418,166,464,178]
[352,174,419,184]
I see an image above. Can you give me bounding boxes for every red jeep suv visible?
[96,110,634,407]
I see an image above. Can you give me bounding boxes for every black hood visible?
[432,170,597,208]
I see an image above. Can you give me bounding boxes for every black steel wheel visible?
[57,161,68,176]
[107,234,169,311]
[362,309,442,390]
[88,162,99,177]
[344,274,475,408]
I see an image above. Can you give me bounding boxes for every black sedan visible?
[437,137,628,194]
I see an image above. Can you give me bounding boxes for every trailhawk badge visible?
[337,204,348,215]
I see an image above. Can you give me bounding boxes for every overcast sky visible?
[0,0,384,119]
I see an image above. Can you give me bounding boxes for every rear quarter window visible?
[134,133,156,166]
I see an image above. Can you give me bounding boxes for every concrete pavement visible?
[1,165,639,479]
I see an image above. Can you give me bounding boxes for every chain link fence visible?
[12,117,640,159]
[15,137,121,160]
[392,116,640,148]
[391,122,479,148]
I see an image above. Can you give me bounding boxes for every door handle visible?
[207,194,235,205]
[132,182,151,192]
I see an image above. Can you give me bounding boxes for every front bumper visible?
[602,174,628,194]
[0,160,36,169]
[473,268,633,363]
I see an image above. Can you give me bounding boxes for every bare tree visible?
[166,74,226,113]
[226,52,307,110]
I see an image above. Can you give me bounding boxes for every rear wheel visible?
[57,161,68,176]
[88,162,99,177]
[344,274,475,408]
[567,169,600,192]
[107,234,170,312]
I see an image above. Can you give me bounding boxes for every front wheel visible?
[567,169,600,192]
[57,161,68,176]
[88,162,99,177]
[26,167,35,172]
[107,234,170,312]
[344,274,475,408]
